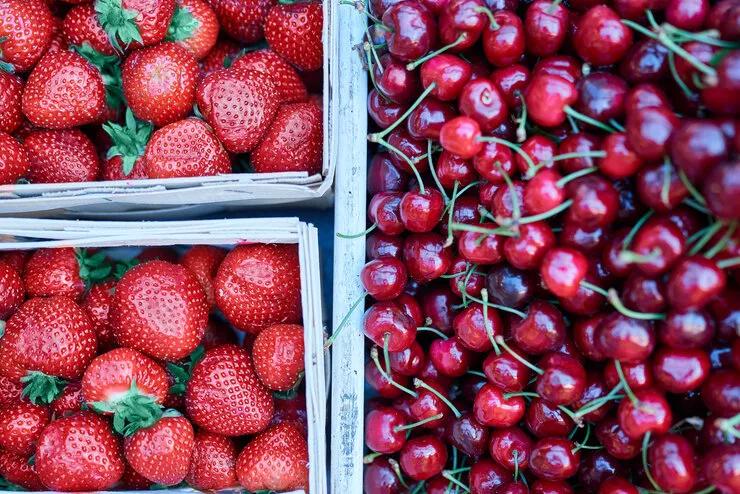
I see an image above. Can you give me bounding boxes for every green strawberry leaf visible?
[77,249,114,286]
[0,320,5,338]
[0,37,15,74]
[20,371,67,405]
[166,346,205,396]
[165,4,200,42]
[103,109,153,176]
[96,0,143,53]
[96,380,164,436]
[0,476,25,491]
[272,372,304,400]
[113,258,141,279]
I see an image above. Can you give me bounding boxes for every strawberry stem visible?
[20,371,67,405]
[95,0,144,53]
[88,380,164,436]
[165,3,200,42]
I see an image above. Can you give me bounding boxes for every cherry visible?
[473,140,516,183]
[399,435,448,481]
[361,257,408,301]
[460,373,487,403]
[661,309,717,351]
[524,0,569,57]
[397,292,424,326]
[625,83,671,113]
[616,387,673,439]
[652,346,711,393]
[709,288,740,342]
[410,379,453,427]
[439,116,484,158]
[365,406,408,453]
[511,300,566,354]
[523,169,566,215]
[382,1,437,62]
[559,222,611,256]
[504,221,557,270]
[666,255,727,311]
[369,192,405,236]
[364,456,403,494]
[366,358,410,398]
[635,160,689,213]
[594,415,641,460]
[574,6,633,66]
[553,134,599,175]
[364,301,417,351]
[403,232,454,283]
[572,371,614,422]
[491,65,531,108]
[619,39,669,84]
[529,437,580,481]
[386,128,428,173]
[453,302,501,352]
[574,73,628,127]
[703,415,739,448]
[483,346,532,393]
[473,383,527,427]
[438,195,482,240]
[421,285,461,334]
[523,74,578,128]
[369,89,410,129]
[648,433,697,494]
[625,105,680,162]
[389,341,425,376]
[665,205,703,240]
[436,151,477,189]
[429,336,471,377]
[540,247,589,298]
[565,175,620,229]
[621,273,666,314]
[666,0,708,31]
[447,256,485,298]
[491,179,527,220]
[486,264,537,309]
[374,54,420,105]
[596,313,656,364]
[518,135,557,177]
[458,78,509,133]
[420,54,472,101]
[604,360,654,391]
[700,444,740,494]
[674,42,718,91]
[703,161,740,221]
[536,352,587,405]
[469,458,512,493]
[701,370,740,417]
[573,314,607,361]
[367,232,405,260]
[531,480,574,494]
[489,426,534,472]
[629,216,686,276]
[533,56,582,85]
[368,153,409,195]
[498,481,529,494]
[438,0,490,53]
[669,120,728,182]
[458,224,505,265]
[407,98,458,141]
[577,451,626,493]
[445,411,489,457]
[483,10,526,68]
[598,476,638,494]
[400,189,445,233]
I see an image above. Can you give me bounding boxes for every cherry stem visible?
[417,326,449,339]
[377,138,426,194]
[614,360,640,406]
[340,0,384,24]
[383,333,392,377]
[363,452,383,464]
[442,471,471,493]
[609,119,625,132]
[466,370,486,378]
[477,136,536,172]
[428,140,450,203]
[563,106,617,133]
[495,337,544,375]
[474,6,499,29]
[387,458,410,490]
[450,222,519,237]
[370,83,437,141]
[393,413,444,432]
[642,432,661,491]
[668,50,694,98]
[660,158,672,208]
[608,287,666,321]
[445,181,461,247]
[566,113,581,134]
[717,413,740,440]
[515,90,527,142]
[337,223,377,239]
[555,166,599,188]
[621,210,654,251]
[371,347,419,398]
[684,198,710,214]
[546,0,563,15]
[498,162,521,221]
[572,423,594,453]
[573,382,624,419]
[324,292,366,350]
[516,199,573,225]
[461,264,479,306]
[504,391,540,400]
[414,379,462,418]
[406,34,467,71]
[718,257,740,269]
[618,248,661,264]
[706,221,738,259]
[532,154,603,179]
[446,466,471,475]
[513,450,520,481]
[662,23,740,48]
[466,292,527,319]
[481,289,502,355]
[689,220,725,256]
[678,169,707,206]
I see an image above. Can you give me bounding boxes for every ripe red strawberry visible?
[23,247,111,300]
[196,68,279,153]
[0,401,51,455]
[0,296,97,404]
[35,411,125,491]
[179,245,227,311]
[50,380,83,416]
[137,246,180,263]
[231,48,308,104]
[185,430,238,490]
[252,101,323,175]
[80,279,118,351]
[199,36,242,78]
[235,423,309,492]
[205,0,276,44]
[62,4,117,56]
[0,250,29,274]
[201,316,238,349]
[0,0,54,72]
[122,42,199,127]
[101,108,152,181]
[166,0,219,60]
[0,450,45,490]
[185,344,274,436]
[270,391,309,438]
[111,260,209,361]
[264,1,322,72]
[24,128,99,183]
[96,0,175,51]
[0,260,24,319]
[0,130,29,185]
[124,413,195,485]
[46,16,69,54]
[0,375,23,407]
[252,323,305,391]
[143,118,231,178]
[214,244,302,334]
[0,71,24,134]
[120,461,154,490]
[21,50,106,129]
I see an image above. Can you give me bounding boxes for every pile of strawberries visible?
[0,0,323,184]
[0,243,310,492]
[342,0,740,492]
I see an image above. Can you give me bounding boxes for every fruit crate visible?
[0,217,327,494]
[0,1,339,219]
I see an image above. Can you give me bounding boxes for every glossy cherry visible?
[556,133,601,174]
[473,140,516,183]
[491,64,530,108]
[661,309,716,350]
[389,341,425,376]
[594,415,641,460]
[629,216,686,276]
[526,398,575,438]
[666,255,727,310]
[439,116,484,158]
[382,1,437,62]
[398,435,448,481]
[700,445,740,494]
[565,175,620,229]
[473,383,526,427]
[489,426,534,472]
[420,54,472,101]
[536,352,587,405]
[368,153,409,195]
[578,451,626,493]
[511,300,566,354]
[595,313,656,364]
[604,360,654,391]
[403,232,454,283]
[374,54,420,105]
[540,247,589,298]
[701,369,740,417]
[483,11,526,68]
[598,133,644,180]
[621,272,666,314]
[409,379,453,427]
[435,152,477,189]
[453,303,501,352]
[483,344,532,392]
[573,6,633,66]
[504,221,557,270]
[364,456,403,494]
[407,98,458,141]
[491,179,527,219]
[438,0,490,52]
[529,437,580,481]
[369,89,410,129]
[652,346,711,393]
[573,314,607,361]
[486,264,537,309]
[669,120,728,182]
[458,78,509,133]
[365,406,408,453]
[361,257,408,301]
[429,336,471,377]
[523,169,566,215]
[648,433,697,494]
[366,358,410,398]
[385,128,428,173]
[445,411,489,457]
[367,232,405,260]
[524,0,569,57]
[469,458,512,493]
[523,74,578,128]
[617,387,673,439]
[572,371,614,422]
[626,105,680,162]
[363,301,417,351]
[421,285,461,334]
[447,256,485,298]
[369,192,405,236]
[703,161,740,221]
[400,189,445,233]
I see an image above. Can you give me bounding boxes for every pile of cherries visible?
[340,0,740,491]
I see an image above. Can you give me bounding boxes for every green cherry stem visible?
[406,34,467,71]
[324,291,366,351]
[417,327,449,339]
[414,378,462,418]
[477,136,536,172]
[621,210,654,251]
[444,181,461,248]
[428,139,450,203]
[368,83,437,141]
[642,432,662,491]
[481,289,502,355]
[678,169,707,205]
[555,166,599,188]
[371,347,418,398]
[337,223,377,239]
[705,221,738,259]
[474,6,499,29]
[442,471,471,493]
[383,333,392,378]
[689,220,725,256]
[516,199,574,225]
[376,138,426,194]
[718,257,740,269]
[465,292,528,319]
[668,50,694,98]
[563,106,617,133]
[387,458,410,490]
[495,336,544,375]
[614,360,640,406]
[393,413,444,432]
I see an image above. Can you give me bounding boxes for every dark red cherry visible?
[565,175,620,229]
[622,273,666,314]
[669,120,728,182]
[595,313,656,364]
[524,0,569,57]
[626,105,680,162]
[635,160,689,213]
[367,232,405,260]
[666,256,727,311]
[369,192,405,236]
[604,360,654,391]
[458,224,505,265]
[489,426,534,472]
[556,133,601,174]
[701,370,740,417]
[652,347,711,393]
[374,54,420,104]
[429,337,471,377]
[511,301,566,354]
[573,314,607,361]
[389,341,425,376]
[530,437,580,481]
[518,135,557,178]
[598,476,638,494]
[473,140,516,183]
[453,303,501,352]
[365,406,408,453]
[421,285,461,334]
[369,89,410,129]
[498,481,529,494]
[364,456,403,494]
[385,128,428,174]
[440,116,484,159]
[523,169,566,215]
[540,247,589,298]
[436,151,477,189]
[417,358,453,390]
[533,55,582,85]
[574,6,633,66]
[364,301,417,351]
[660,309,715,349]
[491,179,527,220]
[368,153,409,195]
[420,54,472,101]
[491,64,530,108]
[648,433,697,494]
[486,264,537,309]
[470,458,512,493]
[709,288,740,342]
[458,78,509,133]
[382,1,437,62]
[700,444,740,494]
[445,411,489,457]
[559,222,610,256]
[366,358,410,398]
[484,10,526,68]
[630,216,686,276]
[504,222,557,270]
[531,480,574,494]
[526,398,575,438]
[403,232,454,283]
[361,257,408,301]
[572,371,613,423]
[438,195,482,240]
[575,73,628,124]
[595,415,641,460]
[578,451,626,494]
[703,161,740,221]
[474,383,527,427]
[666,0,708,30]
[399,435,448,481]
[523,74,578,128]
[483,345,532,392]
[400,189,445,233]
[601,229,634,278]
[703,414,739,448]
[447,256,485,299]
[619,39,669,84]
[625,83,671,114]
[461,373,487,403]
[674,42,718,91]
[536,352,587,405]
[407,98,458,141]
[410,379,453,427]
[617,387,673,439]
[396,292,423,326]
[438,0,490,52]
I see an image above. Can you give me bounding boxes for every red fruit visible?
[0,71,24,133]
[35,411,125,491]
[0,131,29,185]
[0,0,54,73]
[21,50,105,129]
[0,401,51,455]
[235,423,309,492]
[0,375,23,407]
[23,247,103,302]
[186,431,238,490]
[264,1,322,72]
[80,280,118,352]
[0,450,44,490]
[199,37,242,78]
[112,260,209,361]
[196,68,279,153]
[119,462,155,490]
[122,42,199,127]
[252,102,323,174]
[124,414,195,486]
[62,4,116,56]
[205,0,276,44]
[166,0,219,60]
[186,344,274,436]
[573,6,632,66]
[231,49,309,104]
[143,118,231,178]
[0,260,23,319]
[524,74,578,128]
[617,388,673,439]
[179,245,227,311]
[0,251,29,274]
[252,323,305,391]
[24,128,99,183]
[214,244,302,334]
[50,381,84,416]
[96,0,175,50]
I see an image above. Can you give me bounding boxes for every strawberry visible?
[185,430,238,490]
[162,345,205,409]
[80,279,118,351]
[252,101,323,175]
[122,41,199,127]
[21,49,106,129]
[95,0,175,51]
[252,323,305,391]
[166,0,219,61]
[199,36,242,78]
[0,450,45,490]
[185,344,274,436]
[111,260,209,361]
[235,423,309,492]
[0,250,29,274]
[0,71,24,133]
[264,0,322,72]
[196,67,279,153]
[143,118,231,178]
[201,316,238,349]
[124,413,195,485]
[205,0,276,44]
[63,4,117,56]
[101,108,152,180]
[119,461,155,490]
[0,260,24,319]
[270,391,309,438]
[137,246,179,263]
[0,375,23,407]
[179,245,227,311]
[0,0,54,72]
[35,411,125,491]
[0,296,97,404]
[46,15,68,54]
[0,401,51,455]
[214,244,302,334]
[50,380,84,416]
[70,43,126,124]
[231,48,308,104]
[23,247,111,300]
[24,128,100,183]
[0,130,29,185]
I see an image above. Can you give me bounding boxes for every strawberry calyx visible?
[165,4,199,42]
[95,0,144,53]
[113,258,141,279]
[88,381,164,436]
[277,0,306,5]
[272,371,304,400]
[20,371,67,405]
[76,249,113,287]
[103,109,153,176]
[0,476,23,491]
[222,42,268,68]
[167,346,205,396]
